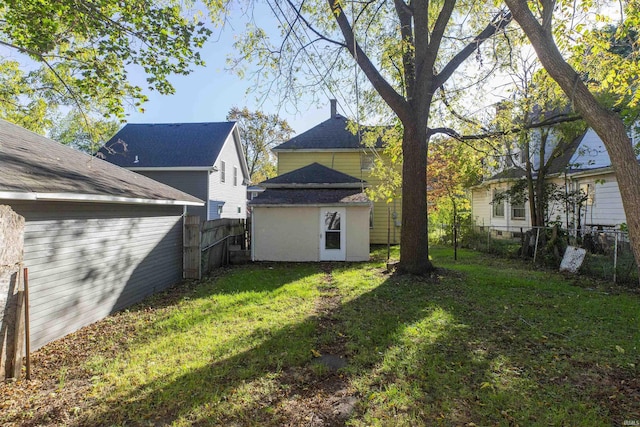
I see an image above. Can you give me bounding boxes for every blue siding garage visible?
[0,120,203,350]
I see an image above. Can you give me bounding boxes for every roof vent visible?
[330,99,337,118]
[133,155,139,164]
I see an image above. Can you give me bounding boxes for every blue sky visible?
[124,6,336,136]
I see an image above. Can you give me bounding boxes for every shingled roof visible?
[0,119,202,205]
[249,188,369,206]
[250,163,369,206]
[98,122,237,168]
[273,115,384,151]
[260,162,365,188]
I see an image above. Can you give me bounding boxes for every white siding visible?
[210,133,247,219]
[570,129,611,170]
[471,187,492,227]
[8,201,184,350]
[575,173,626,227]
[252,206,370,262]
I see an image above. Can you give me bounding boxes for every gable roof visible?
[0,119,202,205]
[98,122,238,169]
[260,162,365,188]
[273,115,384,151]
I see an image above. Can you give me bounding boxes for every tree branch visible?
[429,112,583,140]
[327,0,410,121]
[433,9,512,89]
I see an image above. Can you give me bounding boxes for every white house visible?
[471,128,639,232]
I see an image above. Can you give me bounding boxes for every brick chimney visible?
[330,99,337,118]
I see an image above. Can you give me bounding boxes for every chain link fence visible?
[430,223,638,285]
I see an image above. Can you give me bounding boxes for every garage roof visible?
[0,119,203,206]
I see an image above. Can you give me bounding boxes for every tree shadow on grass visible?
[73,267,466,426]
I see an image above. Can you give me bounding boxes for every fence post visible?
[487,227,491,251]
[533,227,541,264]
[183,215,201,280]
[613,232,618,284]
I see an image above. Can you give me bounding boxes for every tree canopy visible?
[0,0,212,135]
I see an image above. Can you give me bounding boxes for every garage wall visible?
[252,207,320,262]
[5,201,184,350]
[345,206,370,262]
[252,205,370,262]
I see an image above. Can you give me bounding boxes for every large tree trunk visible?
[505,0,640,282]
[399,120,433,274]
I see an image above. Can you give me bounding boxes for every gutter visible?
[0,191,204,206]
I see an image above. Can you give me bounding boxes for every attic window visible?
[221,161,226,183]
[233,166,238,186]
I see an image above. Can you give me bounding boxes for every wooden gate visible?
[183,217,248,280]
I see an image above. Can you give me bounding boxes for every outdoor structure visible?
[99,122,250,221]
[250,163,371,262]
[272,100,401,245]
[471,128,637,232]
[0,119,203,351]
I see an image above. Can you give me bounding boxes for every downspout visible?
[250,208,255,261]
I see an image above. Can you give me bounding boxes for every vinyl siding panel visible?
[136,170,208,220]
[253,207,320,261]
[5,201,184,350]
[277,151,401,244]
[578,173,626,227]
[252,206,370,261]
[210,134,247,219]
[471,187,492,227]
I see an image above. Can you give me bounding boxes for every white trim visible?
[0,191,203,206]
[273,148,377,153]
[251,202,370,208]
[0,191,37,200]
[127,166,213,172]
[261,183,366,189]
[567,166,613,179]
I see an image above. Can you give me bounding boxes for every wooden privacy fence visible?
[184,217,249,280]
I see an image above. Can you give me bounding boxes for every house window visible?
[369,209,374,229]
[492,190,505,218]
[511,203,526,220]
[361,153,375,170]
[220,161,226,183]
[237,205,242,214]
[233,166,238,186]
[217,204,223,215]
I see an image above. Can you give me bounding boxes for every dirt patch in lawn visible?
[272,262,358,426]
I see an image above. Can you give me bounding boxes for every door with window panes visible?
[320,208,346,261]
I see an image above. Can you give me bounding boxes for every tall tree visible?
[227,107,294,183]
[504,0,640,280]
[0,0,213,133]
[230,1,513,274]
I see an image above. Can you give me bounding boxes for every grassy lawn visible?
[1,248,639,426]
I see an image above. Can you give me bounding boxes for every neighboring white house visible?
[99,122,250,221]
[471,128,639,232]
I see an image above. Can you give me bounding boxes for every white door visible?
[320,208,346,261]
